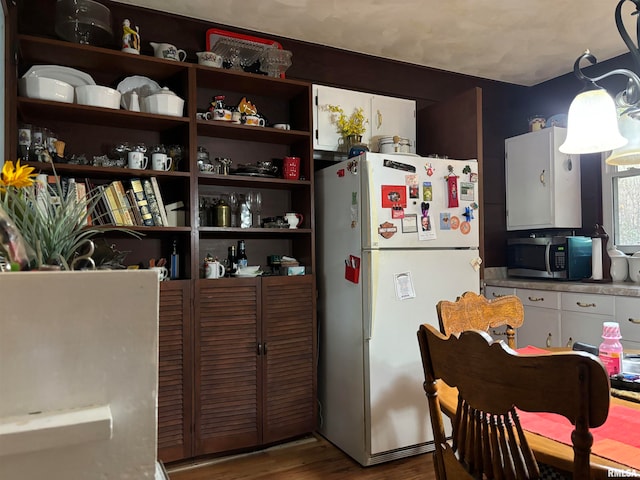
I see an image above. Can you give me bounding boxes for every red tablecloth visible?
[514,346,640,469]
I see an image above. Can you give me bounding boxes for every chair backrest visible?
[417,323,610,480]
[436,291,524,349]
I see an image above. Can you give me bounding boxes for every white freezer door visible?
[361,153,479,249]
[363,248,479,456]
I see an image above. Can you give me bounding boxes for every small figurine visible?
[122,19,140,55]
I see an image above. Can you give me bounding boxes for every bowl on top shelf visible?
[140,87,184,117]
[75,85,121,109]
[259,48,292,78]
[18,77,74,103]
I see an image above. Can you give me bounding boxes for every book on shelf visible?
[126,188,143,226]
[111,180,135,226]
[129,178,155,226]
[150,176,170,227]
[142,178,164,227]
[103,182,126,226]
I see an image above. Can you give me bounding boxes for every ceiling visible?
[112,0,635,87]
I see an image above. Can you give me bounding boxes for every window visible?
[602,159,640,255]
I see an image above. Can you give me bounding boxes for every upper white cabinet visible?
[505,127,581,230]
[313,84,415,153]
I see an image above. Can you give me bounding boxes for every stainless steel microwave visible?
[507,236,592,280]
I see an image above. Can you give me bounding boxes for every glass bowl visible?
[259,49,293,78]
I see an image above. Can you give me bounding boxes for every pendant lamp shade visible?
[559,89,628,154]
[606,112,640,164]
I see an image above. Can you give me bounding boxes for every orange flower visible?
[0,160,36,189]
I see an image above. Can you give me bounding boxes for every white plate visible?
[233,271,263,277]
[117,75,161,109]
[22,65,95,88]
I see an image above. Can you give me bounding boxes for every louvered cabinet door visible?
[261,276,317,444]
[195,278,261,455]
[158,281,191,462]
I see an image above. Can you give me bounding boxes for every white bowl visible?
[18,77,74,103]
[141,92,184,117]
[238,265,261,274]
[75,85,121,109]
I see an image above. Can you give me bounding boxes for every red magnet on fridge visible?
[446,173,459,208]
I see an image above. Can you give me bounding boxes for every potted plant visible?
[0,160,139,270]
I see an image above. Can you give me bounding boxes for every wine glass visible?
[245,191,255,227]
[252,192,262,227]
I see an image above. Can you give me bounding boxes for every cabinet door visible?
[195,278,260,455]
[484,285,516,299]
[516,289,561,348]
[261,275,316,444]
[615,296,640,348]
[505,127,580,230]
[561,311,612,349]
[506,129,554,230]
[313,84,371,151]
[517,306,561,348]
[158,281,191,462]
[370,94,416,153]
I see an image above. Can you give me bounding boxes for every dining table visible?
[435,350,640,480]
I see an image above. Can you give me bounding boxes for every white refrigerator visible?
[315,152,481,466]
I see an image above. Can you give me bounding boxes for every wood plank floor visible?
[166,434,437,480]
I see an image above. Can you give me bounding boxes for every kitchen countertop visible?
[483,268,640,298]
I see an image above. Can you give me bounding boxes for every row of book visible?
[37,175,171,227]
[93,177,170,227]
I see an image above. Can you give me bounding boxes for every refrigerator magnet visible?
[406,174,419,199]
[447,175,459,208]
[381,185,407,208]
[440,212,451,230]
[418,215,437,241]
[422,182,432,201]
[401,214,418,233]
[460,182,475,201]
[391,204,405,219]
[460,221,471,235]
[425,163,435,176]
[378,221,397,239]
[450,215,460,230]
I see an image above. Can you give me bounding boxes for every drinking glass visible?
[228,192,238,227]
[245,191,255,227]
[252,192,262,227]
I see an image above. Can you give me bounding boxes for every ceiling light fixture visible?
[559,0,640,165]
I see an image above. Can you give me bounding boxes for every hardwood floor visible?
[166,434,437,480]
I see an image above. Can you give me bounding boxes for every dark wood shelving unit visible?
[11,0,316,465]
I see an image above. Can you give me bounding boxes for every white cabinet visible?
[313,84,416,153]
[515,289,561,348]
[615,296,640,349]
[505,127,581,230]
[560,292,614,348]
[483,286,518,345]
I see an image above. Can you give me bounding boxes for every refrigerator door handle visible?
[363,250,376,340]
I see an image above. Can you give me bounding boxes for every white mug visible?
[128,151,148,169]
[196,51,224,68]
[151,152,173,171]
[205,260,225,279]
[273,123,290,130]
[245,114,265,127]
[152,42,187,62]
[196,112,213,121]
[151,266,169,281]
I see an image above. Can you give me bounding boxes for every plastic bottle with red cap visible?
[599,321,623,376]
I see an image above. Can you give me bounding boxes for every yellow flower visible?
[0,160,36,190]
[326,105,368,137]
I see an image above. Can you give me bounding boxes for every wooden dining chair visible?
[436,291,524,349]
[417,323,611,480]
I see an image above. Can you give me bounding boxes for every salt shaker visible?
[129,91,140,112]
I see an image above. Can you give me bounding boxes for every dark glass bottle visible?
[237,240,248,269]
[227,245,237,276]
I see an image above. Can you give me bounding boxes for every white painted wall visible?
[0,270,159,480]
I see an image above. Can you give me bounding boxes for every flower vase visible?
[341,134,363,152]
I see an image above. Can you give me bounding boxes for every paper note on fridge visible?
[394,272,416,300]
